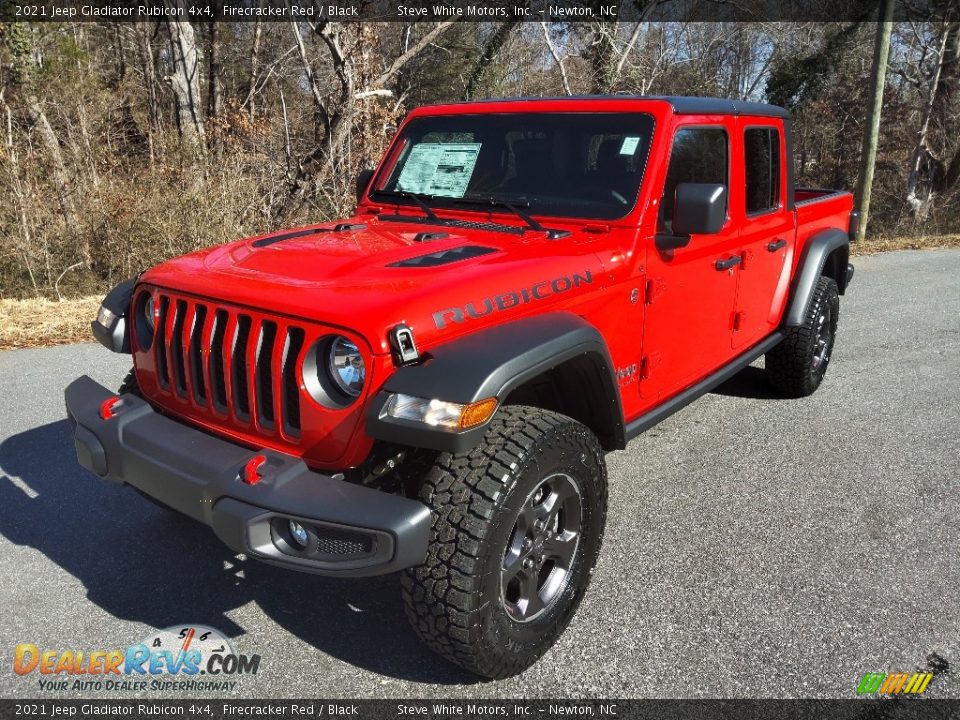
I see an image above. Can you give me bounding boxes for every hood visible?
[140,216,613,354]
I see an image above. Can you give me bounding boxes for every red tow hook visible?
[99,396,123,420]
[243,454,267,485]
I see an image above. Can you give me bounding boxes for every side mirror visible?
[671,182,727,236]
[356,168,374,205]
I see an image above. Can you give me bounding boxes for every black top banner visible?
[3,0,948,23]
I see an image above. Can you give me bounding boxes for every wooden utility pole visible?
[854,0,895,241]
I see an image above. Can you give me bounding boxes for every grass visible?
[850,233,960,255]
[0,296,101,351]
[1,235,957,351]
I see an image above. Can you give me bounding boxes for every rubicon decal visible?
[13,625,260,693]
[433,270,594,329]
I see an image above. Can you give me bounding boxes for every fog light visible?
[289,521,309,549]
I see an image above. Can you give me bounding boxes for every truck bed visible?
[795,187,855,243]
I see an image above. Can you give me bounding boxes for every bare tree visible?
[464,22,521,100]
[207,20,223,156]
[165,17,206,154]
[24,95,86,264]
[905,19,954,220]
[246,19,264,119]
[541,23,573,95]
[280,21,455,219]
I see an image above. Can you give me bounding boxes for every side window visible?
[744,127,781,214]
[660,127,728,231]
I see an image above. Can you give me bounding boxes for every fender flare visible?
[365,312,625,454]
[784,228,849,327]
[91,277,137,353]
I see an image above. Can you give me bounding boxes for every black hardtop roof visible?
[433,95,790,119]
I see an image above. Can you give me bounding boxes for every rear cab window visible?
[744,126,782,215]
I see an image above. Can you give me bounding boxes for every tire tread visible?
[401,406,606,679]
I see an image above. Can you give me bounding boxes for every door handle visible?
[767,239,787,252]
[715,255,742,271]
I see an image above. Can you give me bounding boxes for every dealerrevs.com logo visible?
[13,625,261,693]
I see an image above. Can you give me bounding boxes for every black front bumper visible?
[64,376,431,577]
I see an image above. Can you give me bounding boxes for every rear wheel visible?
[767,276,839,397]
[401,406,607,679]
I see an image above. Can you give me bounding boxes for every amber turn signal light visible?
[458,398,499,429]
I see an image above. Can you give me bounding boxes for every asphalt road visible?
[1,249,958,700]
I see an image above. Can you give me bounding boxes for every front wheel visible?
[766,276,840,397]
[401,406,608,679]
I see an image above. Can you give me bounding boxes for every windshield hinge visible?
[390,324,420,365]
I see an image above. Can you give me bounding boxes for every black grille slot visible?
[232,315,252,419]
[315,527,373,557]
[156,296,170,389]
[281,327,305,435]
[209,310,228,411]
[388,245,497,268]
[171,300,188,397]
[189,305,208,406]
[255,321,277,427]
[142,290,309,445]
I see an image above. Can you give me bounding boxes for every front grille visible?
[149,293,305,440]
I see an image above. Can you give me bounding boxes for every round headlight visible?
[327,336,365,398]
[143,295,156,331]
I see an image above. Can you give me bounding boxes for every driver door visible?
[639,122,741,403]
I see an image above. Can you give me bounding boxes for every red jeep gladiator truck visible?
[66,96,855,678]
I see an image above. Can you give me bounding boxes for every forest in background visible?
[1,8,959,299]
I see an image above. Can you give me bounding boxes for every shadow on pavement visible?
[711,366,784,400]
[0,420,476,686]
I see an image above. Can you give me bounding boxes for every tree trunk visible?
[246,18,263,120]
[590,20,619,93]
[112,23,126,86]
[136,24,161,130]
[207,20,222,156]
[541,23,573,95]
[165,16,206,155]
[24,94,88,266]
[853,0,894,241]
[2,89,40,294]
[905,21,951,220]
[930,22,960,195]
[464,21,519,100]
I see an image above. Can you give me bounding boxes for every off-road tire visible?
[767,276,839,398]
[118,369,141,397]
[401,406,607,679]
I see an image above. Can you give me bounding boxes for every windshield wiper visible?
[372,190,440,221]
[453,196,545,233]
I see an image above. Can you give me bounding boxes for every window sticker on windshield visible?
[619,136,641,155]
[395,143,482,198]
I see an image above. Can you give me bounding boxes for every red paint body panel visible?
[128,98,852,470]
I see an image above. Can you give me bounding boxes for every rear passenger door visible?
[732,121,794,349]
[641,122,741,399]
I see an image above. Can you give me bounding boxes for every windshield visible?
[373,112,655,221]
